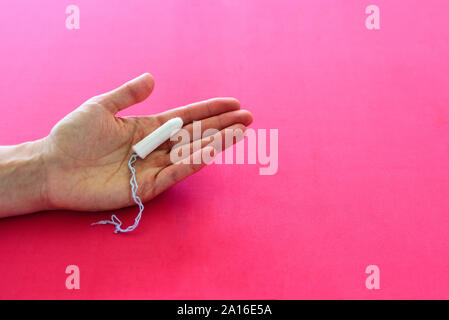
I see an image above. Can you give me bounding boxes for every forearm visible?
[0,139,49,218]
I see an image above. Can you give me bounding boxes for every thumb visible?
[99,73,155,114]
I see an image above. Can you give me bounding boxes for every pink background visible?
[1,0,449,299]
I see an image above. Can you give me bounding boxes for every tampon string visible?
[92,117,183,234]
[91,154,144,233]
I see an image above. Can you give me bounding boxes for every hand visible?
[0,73,253,217]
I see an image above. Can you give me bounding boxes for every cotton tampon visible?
[132,117,183,159]
[92,117,184,233]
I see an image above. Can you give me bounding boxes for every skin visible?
[0,73,253,218]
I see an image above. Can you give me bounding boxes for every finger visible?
[139,124,247,174]
[154,124,246,194]
[95,73,155,114]
[181,110,252,143]
[155,97,241,125]
[160,109,252,150]
[170,123,247,162]
[153,146,217,195]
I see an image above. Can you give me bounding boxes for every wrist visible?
[0,138,51,217]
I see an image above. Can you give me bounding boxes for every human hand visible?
[0,73,252,217]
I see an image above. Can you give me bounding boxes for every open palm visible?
[42,73,252,212]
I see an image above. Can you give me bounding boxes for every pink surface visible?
[1,0,449,299]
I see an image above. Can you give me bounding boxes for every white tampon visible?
[132,117,183,159]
